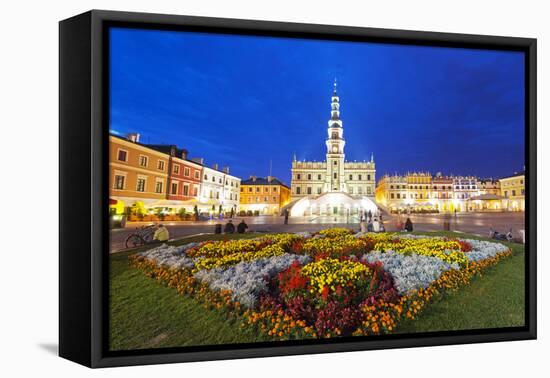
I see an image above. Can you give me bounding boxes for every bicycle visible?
[125,224,157,249]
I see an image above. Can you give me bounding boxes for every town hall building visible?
[289,80,378,217]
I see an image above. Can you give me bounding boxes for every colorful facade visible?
[239,176,291,215]
[109,133,240,217]
[376,173,481,213]
[500,171,525,211]
[109,135,169,211]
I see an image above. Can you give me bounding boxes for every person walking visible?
[284,208,289,225]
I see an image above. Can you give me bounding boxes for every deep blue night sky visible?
[110,27,525,185]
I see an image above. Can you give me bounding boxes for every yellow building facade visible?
[500,172,525,211]
[239,176,291,215]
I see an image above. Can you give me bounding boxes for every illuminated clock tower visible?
[325,79,346,192]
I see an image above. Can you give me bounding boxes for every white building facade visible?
[199,164,241,213]
[289,81,377,217]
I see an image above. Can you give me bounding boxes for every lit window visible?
[155,181,163,194]
[114,175,125,190]
[136,178,146,192]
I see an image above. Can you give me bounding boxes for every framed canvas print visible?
[59,10,537,368]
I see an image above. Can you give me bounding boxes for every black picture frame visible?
[59,9,537,368]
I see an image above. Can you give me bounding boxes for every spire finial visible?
[333,78,338,94]
[293,151,297,162]
[370,152,374,163]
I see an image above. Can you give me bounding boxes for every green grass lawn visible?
[109,231,525,351]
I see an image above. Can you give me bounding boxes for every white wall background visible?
[0,0,546,376]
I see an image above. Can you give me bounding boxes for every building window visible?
[390,193,394,199]
[273,196,277,201]
[117,149,128,162]
[204,174,208,180]
[216,192,220,199]
[317,187,322,194]
[521,189,525,195]
[349,187,354,194]
[171,182,178,195]
[273,187,277,192]
[367,174,371,181]
[264,197,268,202]
[114,175,125,190]
[155,181,163,194]
[173,164,180,174]
[183,185,189,196]
[248,187,253,192]
[209,190,213,198]
[194,171,199,179]
[512,190,516,196]
[265,187,269,192]
[318,174,322,180]
[256,187,260,192]
[358,174,362,180]
[297,174,301,180]
[307,174,311,180]
[396,193,400,199]
[296,187,301,195]
[139,155,148,167]
[358,187,363,194]
[333,172,337,179]
[333,161,337,165]
[157,160,165,171]
[349,174,353,180]
[193,187,198,196]
[307,187,312,195]
[367,187,371,194]
[184,167,190,177]
[136,178,146,192]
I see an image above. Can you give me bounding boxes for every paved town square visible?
[110,212,524,252]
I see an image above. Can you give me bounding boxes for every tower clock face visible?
[332,146,338,153]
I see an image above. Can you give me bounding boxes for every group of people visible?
[359,209,385,233]
[222,219,249,234]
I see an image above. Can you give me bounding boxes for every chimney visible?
[127,133,140,143]
[181,149,188,160]
[212,163,219,170]
[222,166,229,174]
[191,157,204,165]
[267,175,273,183]
[250,175,257,182]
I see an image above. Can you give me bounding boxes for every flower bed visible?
[129,229,512,340]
